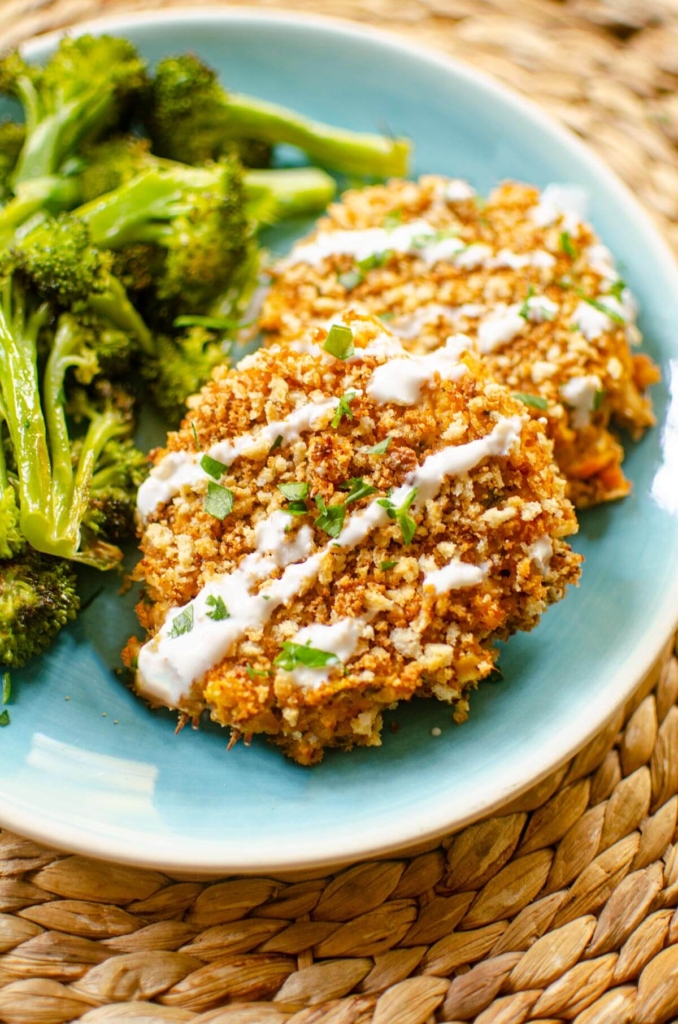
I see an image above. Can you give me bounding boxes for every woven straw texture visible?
[2,1,678,1022]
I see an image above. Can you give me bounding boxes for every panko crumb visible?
[262,176,659,508]
[125,312,581,765]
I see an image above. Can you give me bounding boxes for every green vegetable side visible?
[0,33,412,669]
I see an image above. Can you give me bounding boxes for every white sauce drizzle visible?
[136,415,524,705]
[424,558,489,595]
[527,535,553,575]
[586,243,617,280]
[525,295,558,323]
[560,374,602,428]
[286,219,465,268]
[137,396,340,521]
[281,619,364,690]
[488,249,556,270]
[366,334,470,405]
[531,184,589,232]
[477,304,525,353]
[571,295,627,341]
[444,179,477,201]
[390,304,458,340]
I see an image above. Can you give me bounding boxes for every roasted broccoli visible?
[147,53,410,177]
[0,122,25,201]
[142,325,232,425]
[0,550,79,667]
[0,231,148,568]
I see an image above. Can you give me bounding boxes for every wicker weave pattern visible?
[2,0,678,1021]
[0,645,676,1023]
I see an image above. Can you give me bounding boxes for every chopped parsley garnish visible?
[205,481,235,520]
[278,481,310,502]
[559,231,578,259]
[283,501,309,516]
[246,664,271,679]
[378,311,395,322]
[378,487,418,545]
[200,454,229,480]
[170,605,194,639]
[579,291,625,325]
[331,391,357,428]
[314,495,346,538]
[357,250,393,272]
[593,388,606,412]
[513,392,548,411]
[338,269,364,292]
[323,324,355,360]
[206,595,229,621]
[2,672,10,704]
[340,477,379,505]
[0,710,9,727]
[190,421,200,451]
[274,641,340,672]
[382,209,402,228]
[608,279,626,301]
[367,436,392,455]
[380,560,398,571]
[556,276,573,290]
[518,285,535,320]
[269,434,283,454]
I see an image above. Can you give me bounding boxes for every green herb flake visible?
[378,487,419,545]
[378,311,395,322]
[593,388,606,412]
[323,324,355,361]
[274,641,340,672]
[560,231,578,259]
[246,663,271,679]
[269,434,283,455]
[314,495,347,538]
[382,209,402,228]
[278,481,310,502]
[2,673,10,705]
[518,285,535,320]
[206,595,229,621]
[340,477,379,505]
[367,436,392,455]
[190,421,200,451]
[513,392,548,411]
[283,500,309,516]
[331,391,357,429]
[0,710,9,727]
[205,481,235,520]
[170,605,194,639]
[338,269,364,291]
[200,454,229,480]
[608,279,626,301]
[357,250,393,273]
[380,560,398,571]
[579,291,625,325]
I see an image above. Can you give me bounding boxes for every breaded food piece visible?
[125,313,581,765]
[261,176,659,507]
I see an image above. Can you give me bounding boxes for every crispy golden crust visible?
[127,314,581,764]
[261,177,659,508]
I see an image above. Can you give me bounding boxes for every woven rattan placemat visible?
[2,1,678,1022]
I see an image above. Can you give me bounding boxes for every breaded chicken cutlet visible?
[125,312,581,765]
[261,176,659,508]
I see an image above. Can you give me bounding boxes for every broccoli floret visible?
[81,435,148,544]
[0,36,148,187]
[0,551,79,667]
[142,326,232,425]
[75,159,249,316]
[0,249,144,568]
[14,216,153,355]
[0,425,23,560]
[147,53,410,177]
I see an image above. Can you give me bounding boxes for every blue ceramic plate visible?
[4,9,678,873]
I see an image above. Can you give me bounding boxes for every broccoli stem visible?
[244,167,335,219]
[88,276,154,356]
[0,176,81,250]
[12,90,116,187]
[0,279,53,552]
[222,93,409,178]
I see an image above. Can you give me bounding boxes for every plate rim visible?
[4,4,678,873]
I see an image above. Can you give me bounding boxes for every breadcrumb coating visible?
[125,313,581,764]
[261,176,659,508]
